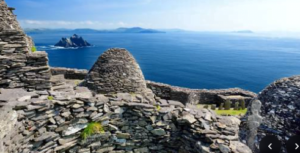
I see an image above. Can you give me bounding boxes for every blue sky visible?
[6,0,300,31]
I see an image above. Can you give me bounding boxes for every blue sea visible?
[28,32,300,93]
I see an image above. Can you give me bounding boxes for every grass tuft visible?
[47,96,54,101]
[197,104,247,116]
[31,46,37,53]
[215,109,247,116]
[156,105,161,111]
[81,122,105,140]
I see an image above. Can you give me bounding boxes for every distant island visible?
[25,27,165,34]
[55,34,91,48]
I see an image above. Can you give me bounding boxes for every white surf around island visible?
[36,45,95,51]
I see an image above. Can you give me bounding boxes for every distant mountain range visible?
[24,27,165,34]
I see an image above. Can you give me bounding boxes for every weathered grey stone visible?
[34,132,59,142]
[229,141,252,153]
[95,146,115,153]
[134,147,149,153]
[219,144,231,153]
[0,88,35,102]
[126,103,155,109]
[168,100,184,107]
[54,140,77,152]
[63,124,88,136]
[75,87,93,99]
[151,128,166,136]
[116,133,131,139]
[181,113,197,124]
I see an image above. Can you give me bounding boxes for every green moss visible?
[81,122,105,140]
[75,80,81,86]
[129,92,136,96]
[215,109,247,116]
[156,105,161,111]
[197,104,247,116]
[47,96,54,101]
[31,46,37,53]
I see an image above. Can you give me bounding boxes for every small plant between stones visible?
[31,46,37,53]
[47,96,54,101]
[156,105,161,111]
[81,122,105,140]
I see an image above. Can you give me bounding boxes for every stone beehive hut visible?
[257,76,300,153]
[0,0,51,90]
[240,75,300,153]
[86,48,148,94]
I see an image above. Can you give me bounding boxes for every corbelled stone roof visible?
[240,75,300,153]
[258,76,300,153]
[0,0,21,31]
[85,48,148,94]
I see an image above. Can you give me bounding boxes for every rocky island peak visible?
[55,34,91,48]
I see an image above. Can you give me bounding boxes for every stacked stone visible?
[51,67,256,107]
[51,67,88,80]
[240,76,300,153]
[147,80,256,105]
[0,0,51,91]
[0,86,251,153]
[0,0,22,31]
[86,48,148,94]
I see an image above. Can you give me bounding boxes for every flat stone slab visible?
[125,103,155,109]
[0,88,36,102]
[168,100,184,107]
[75,87,93,99]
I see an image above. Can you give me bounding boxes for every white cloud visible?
[118,21,126,26]
[19,20,131,29]
[20,20,99,25]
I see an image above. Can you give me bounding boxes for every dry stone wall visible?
[0,0,51,91]
[146,81,257,105]
[51,67,88,80]
[51,68,256,106]
[0,87,252,153]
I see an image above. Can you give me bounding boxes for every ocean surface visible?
[28,32,300,93]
